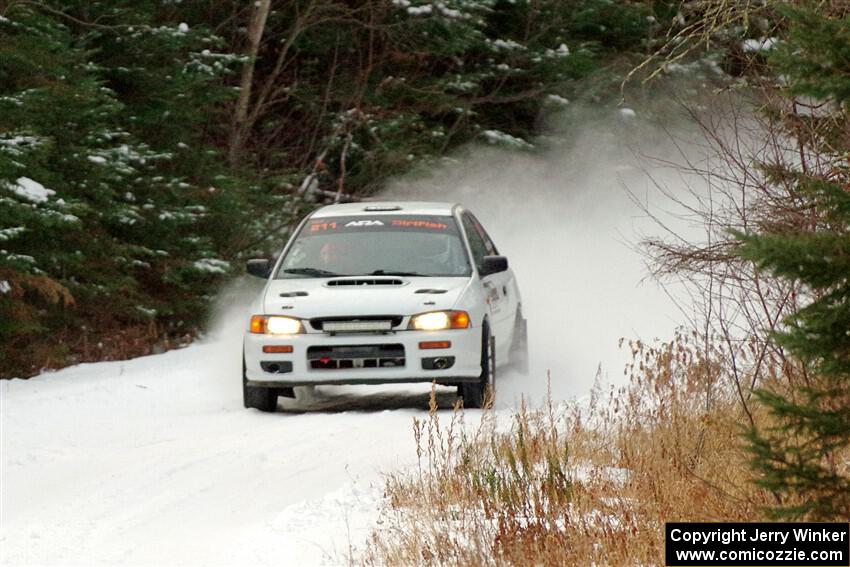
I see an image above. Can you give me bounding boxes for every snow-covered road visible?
[1,337,470,565]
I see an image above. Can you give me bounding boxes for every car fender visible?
[451,274,488,329]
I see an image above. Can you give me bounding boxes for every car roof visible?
[310,201,459,218]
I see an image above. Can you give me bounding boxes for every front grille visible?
[327,278,404,287]
[307,344,405,370]
[309,315,404,332]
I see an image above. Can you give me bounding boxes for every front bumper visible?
[243,327,483,386]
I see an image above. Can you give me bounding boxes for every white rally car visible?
[242,201,527,411]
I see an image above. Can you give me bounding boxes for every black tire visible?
[242,353,278,412]
[461,321,493,409]
[509,310,529,375]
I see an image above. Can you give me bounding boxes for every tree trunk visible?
[228,0,271,166]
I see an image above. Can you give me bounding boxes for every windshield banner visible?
[305,216,459,235]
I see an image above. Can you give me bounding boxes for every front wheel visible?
[460,322,494,409]
[242,354,278,412]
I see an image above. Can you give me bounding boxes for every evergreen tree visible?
[0,3,250,375]
[736,4,850,519]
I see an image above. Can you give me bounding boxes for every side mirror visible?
[480,255,508,277]
[246,259,272,279]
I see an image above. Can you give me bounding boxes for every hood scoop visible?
[327,278,404,287]
[415,288,447,294]
[279,291,309,298]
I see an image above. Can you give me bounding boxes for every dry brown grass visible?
[364,332,779,566]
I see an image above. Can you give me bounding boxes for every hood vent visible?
[279,291,309,298]
[327,278,404,287]
[415,288,447,294]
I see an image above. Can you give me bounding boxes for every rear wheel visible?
[242,353,278,412]
[460,322,494,409]
[509,310,529,375]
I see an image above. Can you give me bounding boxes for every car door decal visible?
[483,282,501,311]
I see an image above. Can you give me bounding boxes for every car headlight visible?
[408,310,470,331]
[250,315,304,335]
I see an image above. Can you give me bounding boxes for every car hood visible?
[262,276,471,318]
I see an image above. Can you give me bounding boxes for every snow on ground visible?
[741,37,778,53]
[1,334,474,566]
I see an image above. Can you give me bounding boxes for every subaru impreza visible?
[242,201,527,411]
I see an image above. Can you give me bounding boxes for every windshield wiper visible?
[283,267,346,278]
[369,270,427,277]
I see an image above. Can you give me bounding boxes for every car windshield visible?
[276,215,472,278]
